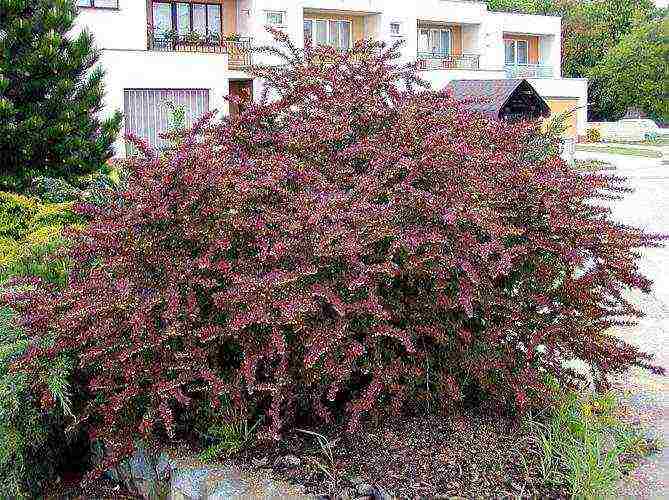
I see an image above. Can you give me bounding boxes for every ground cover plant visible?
[4,30,665,487]
[0,192,82,497]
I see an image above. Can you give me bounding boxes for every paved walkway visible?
[575,151,669,498]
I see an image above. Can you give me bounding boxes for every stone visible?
[339,486,357,500]
[274,454,301,468]
[252,456,269,468]
[355,482,377,497]
[100,443,172,498]
[205,476,249,499]
[170,466,209,499]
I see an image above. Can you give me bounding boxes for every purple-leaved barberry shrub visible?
[4,30,665,480]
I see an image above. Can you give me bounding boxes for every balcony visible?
[149,32,252,70]
[416,53,480,71]
[504,64,553,79]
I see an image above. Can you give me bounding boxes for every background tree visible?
[0,0,122,192]
[588,17,669,122]
[560,0,658,83]
[482,0,664,121]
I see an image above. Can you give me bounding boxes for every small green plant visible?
[184,31,204,44]
[296,429,340,484]
[198,406,262,462]
[644,132,660,143]
[528,386,654,498]
[160,101,188,152]
[587,127,603,143]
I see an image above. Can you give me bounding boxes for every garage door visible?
[124,89,210,152]
[545,98,579,138]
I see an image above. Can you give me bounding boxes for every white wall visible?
[420,70,507,90]
[73,0,586,151]
[74,0,147,50]
[99,50,231,155]
[415,0,488,24]
[529,78,588,135]
[487,12,562,76]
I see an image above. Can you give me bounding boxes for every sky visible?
[655,0,668,8]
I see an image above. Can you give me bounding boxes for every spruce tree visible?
[0,0,122,191]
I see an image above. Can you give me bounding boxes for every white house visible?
[74,0,588,155]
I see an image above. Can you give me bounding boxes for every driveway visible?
[575,150,669,498]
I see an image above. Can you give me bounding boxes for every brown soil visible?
[235,410,570,499]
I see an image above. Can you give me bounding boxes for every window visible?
[303,19,352,49]
[418,28,451,56]
[265,11,286,26]
[505,39,529,65]
[390,22,402,36]
[76,0,118,7]
[152,2,222,40]
[517,40,529,64]
[124,89,210,151]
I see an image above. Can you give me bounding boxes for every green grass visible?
[604,136,669,147]
[573,159,615,172]
[197,407,263,462]
[576,144,663,158]
[527,389,657,499]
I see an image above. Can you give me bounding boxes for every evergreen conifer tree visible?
[0,0,122,191]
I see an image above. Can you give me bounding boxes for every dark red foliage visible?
[5,31,665,478]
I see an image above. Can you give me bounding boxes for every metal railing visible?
[150,32,253,70]
[416,53,480,71]
[504,64,554,79]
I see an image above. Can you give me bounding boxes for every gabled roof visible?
[446,79,551,119]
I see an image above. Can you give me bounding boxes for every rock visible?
[252,456,269,468]
[99,443,172,498]
[274,454,301,468]
[171,466,209,499]
[355,483,376,497]
[205,475,249,499]
[339,486,357,500]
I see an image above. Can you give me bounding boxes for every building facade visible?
[75,0,588,155]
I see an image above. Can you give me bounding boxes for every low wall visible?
[587,121,656,142]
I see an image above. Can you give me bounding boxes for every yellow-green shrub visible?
[586,127,603,143]
[0,193,80,497]
[0,192,79,284]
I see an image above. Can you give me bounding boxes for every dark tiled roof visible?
[446,79,551,119]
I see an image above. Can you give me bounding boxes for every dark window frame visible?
[76,0,119,9]
[152,1,223,39]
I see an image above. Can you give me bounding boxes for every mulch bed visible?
[46,408,573,499]
[235,409,570,499]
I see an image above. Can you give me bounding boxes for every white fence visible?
[587,120,664,142]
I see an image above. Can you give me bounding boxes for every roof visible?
[446,79,551,119]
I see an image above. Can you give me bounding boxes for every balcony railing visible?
[150,32,253,70]
[416,53,480,71]
[504,64,553,79]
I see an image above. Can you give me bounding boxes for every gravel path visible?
[576,151,669,499]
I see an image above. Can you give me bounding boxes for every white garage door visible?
[123,89,210,152]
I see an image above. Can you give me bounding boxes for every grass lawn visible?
[604,136,669,147]
[574,159,615,171]
[576,145,663,159]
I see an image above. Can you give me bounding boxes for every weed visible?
[528,388,654,498]
[198,408,263,463]
[296,429,340,486]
